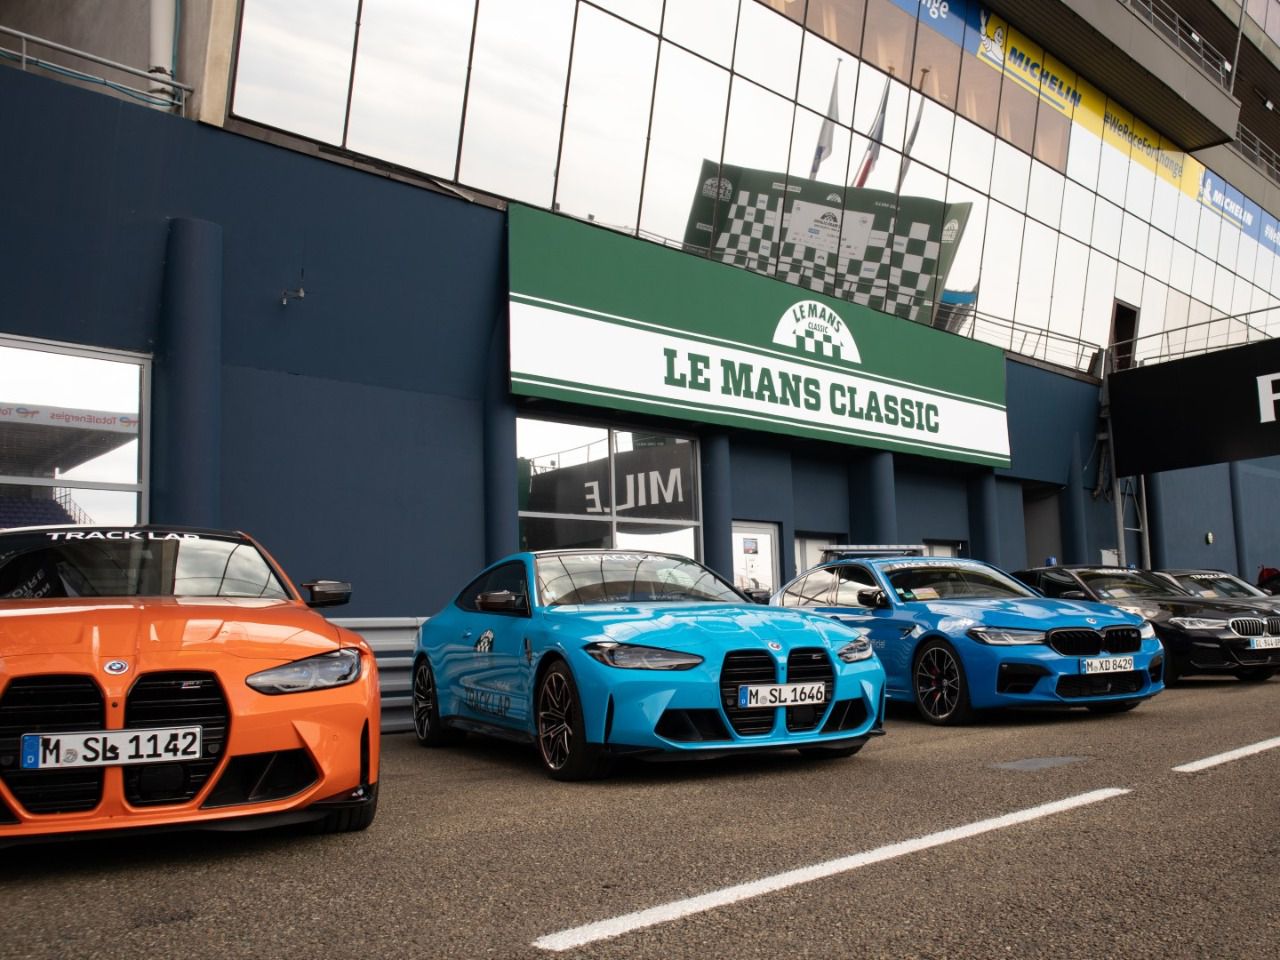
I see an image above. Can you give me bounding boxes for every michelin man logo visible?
[772,300,861,363]
[980,10,1005,63]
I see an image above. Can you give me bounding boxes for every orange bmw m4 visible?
[0,526,379,846]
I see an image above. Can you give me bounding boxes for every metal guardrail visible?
[0,24,192,114]
[1112,306,1279,369]
[1232,123,1280,186]
[330,617,425,734]
[1120,0,1233,89]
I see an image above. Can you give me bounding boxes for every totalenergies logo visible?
[120,416,140,428]
[16,407,39,419]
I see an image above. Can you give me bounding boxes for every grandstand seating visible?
[0,497,75,530]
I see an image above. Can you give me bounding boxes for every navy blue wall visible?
[1,68,503,616]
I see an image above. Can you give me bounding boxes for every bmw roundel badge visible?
[768,641,782,651]
[1086,617,1098,625]
[104,660,130,675]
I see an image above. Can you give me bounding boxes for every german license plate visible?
[737,682,826,708]
[20,727,202,769]
[1249,637,1280,649]
[1080,656,1135,675]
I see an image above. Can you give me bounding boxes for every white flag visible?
[809,63,840,180]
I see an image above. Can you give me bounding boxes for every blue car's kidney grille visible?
[720,651,777,736]
[785,648,833,732]
[0,675,106,815]
[1047,630,1103,656]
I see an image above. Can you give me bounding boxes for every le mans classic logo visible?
[772,300,861,364]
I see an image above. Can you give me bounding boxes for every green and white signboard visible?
[508,204,1009,467]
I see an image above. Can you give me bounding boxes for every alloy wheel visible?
[916,645,961,721]
[537,670,573,770]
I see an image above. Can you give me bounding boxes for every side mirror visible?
[476,589,529,613]
[302,579,351,608]
[1060,590,1089,600]
[857,588,889,609]
[742,588,772,604]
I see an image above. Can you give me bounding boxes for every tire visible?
[1086,700,1140,714]
[412,658,462,747]
[535,661,611,781]
[1234,667,1276,683]
[311,783,378,834]
[913,639,973,725]
[798,742,864,759]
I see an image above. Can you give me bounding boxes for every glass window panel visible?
[517,419,611,515]
[912,17,961,110]
[344,0,474,178]
[594,0,662,32]
[977,201,1023,323]
[720,77,793,276]
[862,0,916,80]
[1170,241,1195,294]
[1146,228,1173,284]
[943,178,988,299]
[758,0,805,23]
[1212,264,1236,313]
[1049,235,1089,342]
[1092,197,1122,259]
[1174,181,1201,247]
[1217,218,1241,271]
[1096,115,1129,203]
[1150,176,1178,235]
[734,0,801,97]
[1123,159,1155,221]
[949,116,993,191]
[853,141,903,194]
[616,522,698,558]
[613,433,697,521]
[1196,207,1222,257]
[1187,297,1212,339]
[793,103,851,187]
[805,0,866,57]
[1080,250,1118,347]
[1192,252,1215,303]
[989,139,1030,212]
[1138,277,1168,346]
[853,64,909,152]
[1119,213,1149,269]
[995,66,1037,155]
[1164,288,1191,331]
[663,0,738,65]
[1115,265,1143,314]
[1231,273,1253,319]
[232,0,357,143]
[555,9,657,233]
[459,0,574,206]
[1014,219,1056,330]
[0,485,139,528]
[1060,179,1094,242]
[639,43,731,249]
[1236,232,1260,279]
[1033,100,1070,173]
[520,516,611,551]
[1253,243,1275,287]
[1065,113,1101,190]
[1026,161,1064,229]
[798,32,856,126]
[956,21,999,131]
[903,95,953,176]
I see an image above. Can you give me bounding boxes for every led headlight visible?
[836,637,874,662]
[1168,617,1226,631]
[1116,604,1163,620]
[246,648,362,694]
[1139,622,1157,640]
[968,627,1048,645]
[583,641,702,670]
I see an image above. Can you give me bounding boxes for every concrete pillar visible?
[484,300,518,563]
[849,450,897,543]
[1061,433,1090,563]
[1229,461,1248,579]
[151,218,222,527]
[967,470,1000,564]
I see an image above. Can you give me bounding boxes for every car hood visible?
[1094,595,1274,621]
[902,596,1140,628]
[0,597,341,663]
[546,602,846,648]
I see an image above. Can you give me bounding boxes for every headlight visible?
[583,641,702,670]
[1139,622,1157,640]
[1116,604,1162,620]
[836,637,874,663]
[968,627,1047,645]
[1168,617,1225,631]
[246,648,362,694]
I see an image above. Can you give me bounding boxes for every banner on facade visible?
[508,205,1009,467]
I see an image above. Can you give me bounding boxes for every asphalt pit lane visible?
[991,756,1089,772]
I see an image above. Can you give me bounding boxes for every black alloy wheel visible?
[535,661,610,781]
[412,658,461,747]
[1234,666,1276,683]
[913,639,973,725]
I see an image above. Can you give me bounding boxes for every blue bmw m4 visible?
[771,556,1164,724]
[412,550,886,779]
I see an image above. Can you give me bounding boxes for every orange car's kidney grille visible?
[123,672,230,807]
[0,675,106,815]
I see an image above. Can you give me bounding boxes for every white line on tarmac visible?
[1172,735,1280,773]
[532,787,1130,952]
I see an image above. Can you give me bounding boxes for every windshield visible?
[881,562,1035,601]
[0,530,291,600]
[1077,569,1184,599]
[535,552,742,606]
[1170,572,1262,599]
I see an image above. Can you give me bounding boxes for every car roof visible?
[1159,568,1233,576]
[0,524,252,540]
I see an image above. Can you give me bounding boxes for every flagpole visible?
[896,67,929,194]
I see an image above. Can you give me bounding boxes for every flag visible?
[896,69,930,193]
[852,77,890,188]
[809,63,840,179]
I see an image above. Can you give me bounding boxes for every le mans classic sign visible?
[507,204,1010,468]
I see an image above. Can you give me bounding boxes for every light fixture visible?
[1268,99,1275,111]
[281,287,305,306]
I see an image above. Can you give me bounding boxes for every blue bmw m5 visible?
[412,550,886,779]
[771,556,1164,724]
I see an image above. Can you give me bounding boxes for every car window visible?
[881,562,1034,601]
[1174,573,1259,599]
[455,561,529,613]
[832,565,876,606]
[1038,570,1079,598]
[1076,569,1184,599]
[781,568,837,607]
[535,553,741,606]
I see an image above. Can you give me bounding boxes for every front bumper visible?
[1155,626,1280,674]
[961,639,1165,709]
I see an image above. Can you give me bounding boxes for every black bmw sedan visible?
[1012,565,1280,683]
